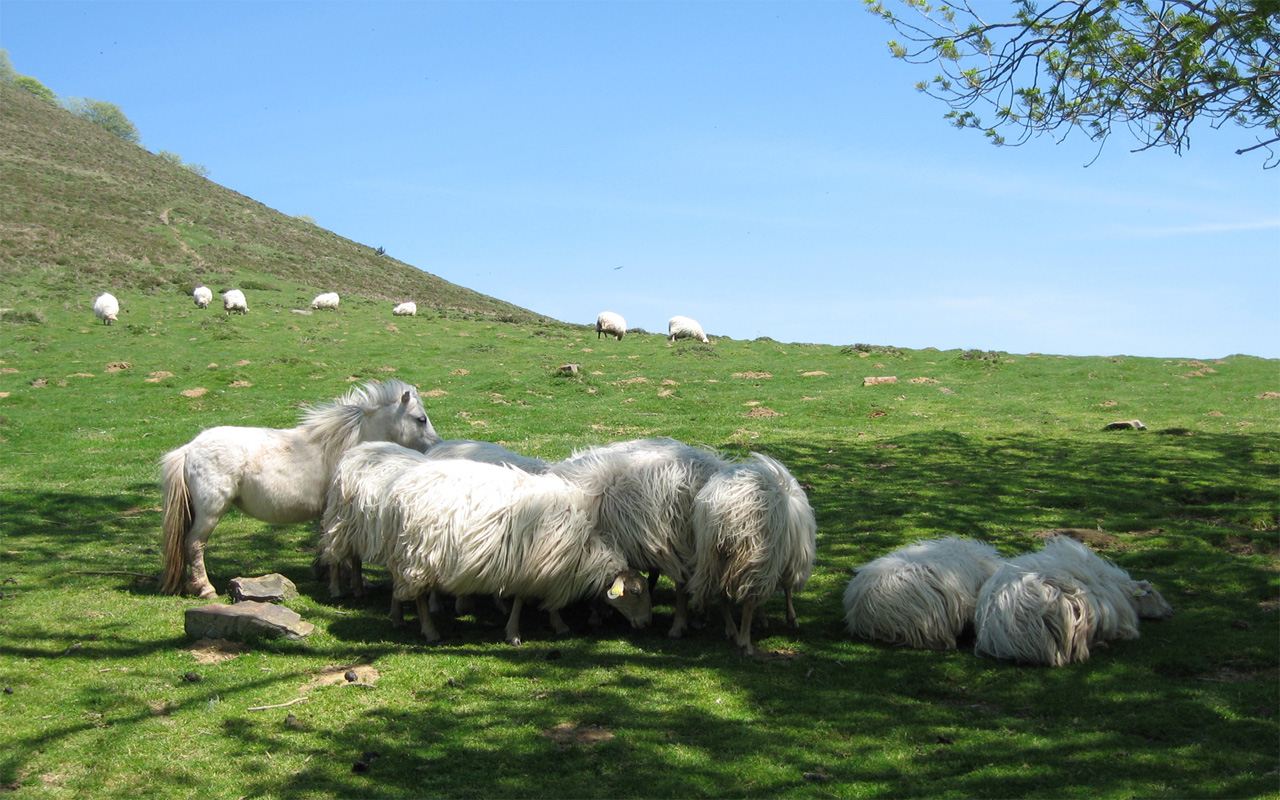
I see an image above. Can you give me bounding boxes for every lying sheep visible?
[596,311,626,340]
[549,437,730,638]
[192,286,213,309]
[974,535,1173,667]
[686,453,816,655]
[93,292,119,325]
[392,301,417,317]
[311,292,340,310]
[223,289,248,314]
[382,458,651,644]
[668,315,709,344]
[842,536,1003,650]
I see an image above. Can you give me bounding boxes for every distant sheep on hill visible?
[222,289,248,315]
[974,536,1173,667]
[311,292,340,310]
[392,302,417,317]
[596,311,626,340]
[668,315,709,344]
[842,536,1003,650]
[192,286,213,309]
[93,292,119,325]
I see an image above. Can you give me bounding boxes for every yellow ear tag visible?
[607,577,625,599]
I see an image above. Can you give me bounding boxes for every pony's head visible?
[305,379,442,455]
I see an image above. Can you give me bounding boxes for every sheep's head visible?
[604,569,652,630]
[1129,580,1173,621]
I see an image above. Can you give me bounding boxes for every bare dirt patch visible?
[185,638,248,664]
[0,392,9,399]
[104,362,131,373]
[31,378,48,388]
[733,372,773,379]
[802,371,827,377]
[235,360,251,366]
[181,387,208,398]
[744,407,781,418]
[145,371,174,383]
[1030,528,1123,549]
[908,377,938,384]
[0,368,19,374]
[67,373,95,379]
[1256,392,1280,400]
[229,380,252,388]
[451,369,469,376]
[424,389,449,397]
[302,663,380,692]
[615,377,651,386]
[542,723,615,749]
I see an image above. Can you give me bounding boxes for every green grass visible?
[1,70,1277,800]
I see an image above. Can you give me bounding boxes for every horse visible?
[159,379,442,598]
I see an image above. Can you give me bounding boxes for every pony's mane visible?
[298,379,414,457]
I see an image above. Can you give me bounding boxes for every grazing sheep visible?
[379,458,652,644]
[192,286,213,309]
[549,437,730,638]
[668,315,709,344]
[596,311,626,340]
[974,536,1173,667]
[311,292,340,310]
[222,289,248,314]
[686,453,817,655]
[93,292,119,325]
[842,536,1003,650]
[392,301,417,317]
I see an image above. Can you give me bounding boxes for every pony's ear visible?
[401,390,412,405]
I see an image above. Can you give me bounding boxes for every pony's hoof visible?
[667,626,685,640]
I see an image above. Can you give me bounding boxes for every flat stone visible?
[228,573,298,603]
[185,601,314,641]
[1104,419,1146,431]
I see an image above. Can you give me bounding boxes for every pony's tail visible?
[159,447,193,595]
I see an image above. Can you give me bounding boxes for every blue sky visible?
[4,1,1276,358]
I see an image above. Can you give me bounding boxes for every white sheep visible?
[548,437,730,638]
[686,453,817,655]
[973,535,1173,667]
[319,441,431,598]
[392,301,417,317]
[842,536,1003,650]
[668,315,709,344]
[192,286,213,309]
[311,292,340,310]
[222,289,248,314]
[381,458,652,644]
[93,292,119,325]
[596,311,626,340]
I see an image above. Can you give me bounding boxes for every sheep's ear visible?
[607,576,626,600]
[401,390,412,405]
[1131,581,1151,597]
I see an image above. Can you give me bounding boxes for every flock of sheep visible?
[128,282,1173,664]
[92,288,418,322]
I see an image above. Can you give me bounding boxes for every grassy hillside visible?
[0,74,1277,799]
[0,79,545,322]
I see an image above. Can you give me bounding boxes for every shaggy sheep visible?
[596,311,626,340]
[686,453,817,655]
[93,292,119,325]
[392,301,417,317]
[842,536,1003,650]
[549,437,730,638]
[973,536,1173,667]
[668,315,709,344]
[222,289,248,314]
[311,292,340,310]
[380,458,652,644]
[319,441,431,598]
[192,286,213,309]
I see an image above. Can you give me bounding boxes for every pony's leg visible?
[784,586,799,629]
[737,600,757,655]
[667,583,690,639]
[183,511,224,599]
[504,597,525,646]
[414,593,441,642]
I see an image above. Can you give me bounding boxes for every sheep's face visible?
[1129,580,1173,620]
[604,569,652,629]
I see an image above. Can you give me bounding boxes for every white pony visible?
[160,379,442,598]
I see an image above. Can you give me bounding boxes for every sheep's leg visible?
[491,593,509,615]
[453,594,472,615]
[327,557,347,598]
[349,556,365,598]
[737,600,757,656]
[720,600,740,640]
[667,583,691,639]
[415,593,442,642]
[430,591,444,615]
[389,595,404,628]
[504,597,525,646]
[549,609,571,637]
[784,586,799,629]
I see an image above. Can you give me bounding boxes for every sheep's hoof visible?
[506,636,522,647]
[667,626,685,640]
[422,631,442,643]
